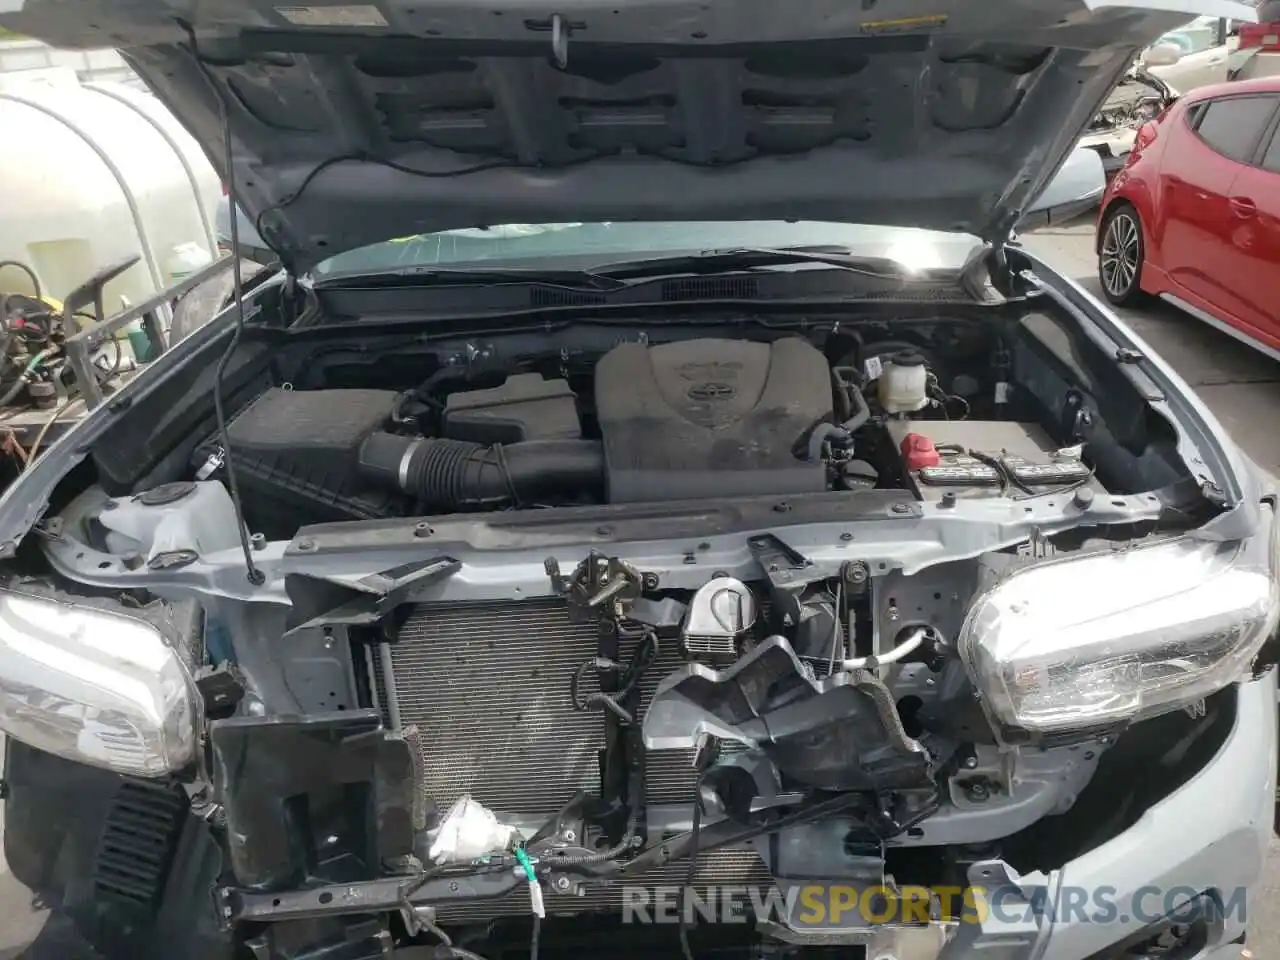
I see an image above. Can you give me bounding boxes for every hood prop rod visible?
[182,23,265,587]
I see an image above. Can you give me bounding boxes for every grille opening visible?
[92,779,188,908]
[530,288,609,307]
[660,277,759,300]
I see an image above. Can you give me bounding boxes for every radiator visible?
[377,598,607,818]
[623,627,734,806]
[374,597,723,815]
[372,598,770,919]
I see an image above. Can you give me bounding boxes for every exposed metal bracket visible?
[284,556,461,633]
[547,550,656,621]
[747,532,820,628]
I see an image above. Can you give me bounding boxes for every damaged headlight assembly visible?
[959,537,1280,736]
[0,591,199,777]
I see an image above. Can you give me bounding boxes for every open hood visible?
[0,0,1255,273]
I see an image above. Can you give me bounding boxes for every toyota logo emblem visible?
[688,381,736,401]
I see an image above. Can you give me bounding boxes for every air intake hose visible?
[358,433,605,509]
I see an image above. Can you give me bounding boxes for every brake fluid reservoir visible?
[877,350,930,415]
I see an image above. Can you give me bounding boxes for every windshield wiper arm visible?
[314,266,629,292]
[312,246,951,292]
[591,246,950,281]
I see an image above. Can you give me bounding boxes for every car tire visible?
[1098,201,1147,306]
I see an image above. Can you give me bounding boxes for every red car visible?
[1096,75,1280,361]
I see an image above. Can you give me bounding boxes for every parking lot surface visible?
[1023,221,1280,476]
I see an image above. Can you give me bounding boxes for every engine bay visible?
[168,315,1143,543]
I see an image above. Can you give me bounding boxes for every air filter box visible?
[193,387,404,537]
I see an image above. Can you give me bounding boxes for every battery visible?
[884,419,1101,503]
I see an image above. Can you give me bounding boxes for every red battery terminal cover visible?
[900,432,941,470]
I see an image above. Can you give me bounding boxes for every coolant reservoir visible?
[877,350,930,415]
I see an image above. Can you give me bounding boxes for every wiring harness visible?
[569,624,659,724]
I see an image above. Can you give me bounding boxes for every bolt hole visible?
[907,827,924,838]
[273,898,281,906]
[896,695,924,738]
[319,892,333,904]
[691,30,707,38]
[1112,499,1125,507]
[98,561,111,569]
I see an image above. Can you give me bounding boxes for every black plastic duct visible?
[358,433,604,510]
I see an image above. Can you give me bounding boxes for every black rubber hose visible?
[0,261,41,302]
[358,433,605,509]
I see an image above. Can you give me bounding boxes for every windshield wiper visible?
[590,246,953,282]
[314,266,630,292]
[313,245,951,292]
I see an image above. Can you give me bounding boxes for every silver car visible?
[0,1,1272,960]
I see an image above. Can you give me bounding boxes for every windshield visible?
[310,221,981,278]
[1154,15,1224,52]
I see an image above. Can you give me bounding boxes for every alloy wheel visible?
[1100,210,1141,299]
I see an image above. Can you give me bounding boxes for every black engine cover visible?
[595,338,833,504]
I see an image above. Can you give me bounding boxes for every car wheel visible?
[1098,202,1146,306]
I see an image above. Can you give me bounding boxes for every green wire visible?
[22,349,51,375]
[513,846,536,883]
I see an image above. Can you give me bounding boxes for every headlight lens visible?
[0,592,199,776]
[958,538,1279,733]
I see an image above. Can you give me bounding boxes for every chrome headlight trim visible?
[0,590,200,777]
[958,537,1279,734]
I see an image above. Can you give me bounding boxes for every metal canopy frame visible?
[63,254,237,409]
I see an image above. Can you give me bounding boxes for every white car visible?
[1080,16,1240,173]
[1151,15,1236,90]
